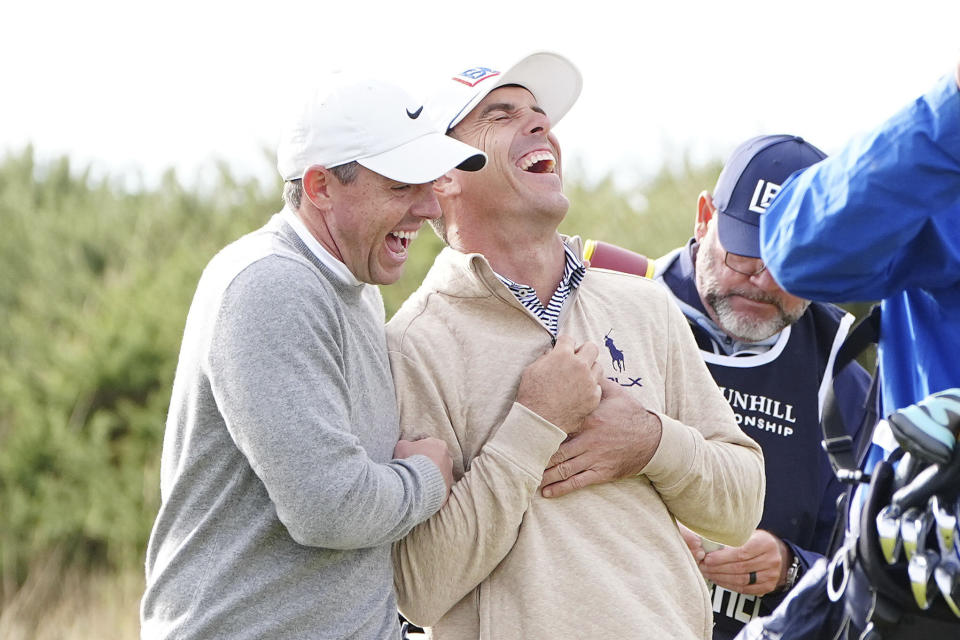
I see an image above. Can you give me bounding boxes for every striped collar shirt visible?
[496,243,586,337]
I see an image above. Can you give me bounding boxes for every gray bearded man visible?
[588,135,871,639]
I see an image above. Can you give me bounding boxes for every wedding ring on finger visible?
[748,571,757,586]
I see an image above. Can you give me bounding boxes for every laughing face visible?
[448,86,568,226]
[319,165,441,285]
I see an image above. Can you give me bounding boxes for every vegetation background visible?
[0,148,870,638]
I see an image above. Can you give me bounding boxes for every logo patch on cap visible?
[453,67,501,87]
[748,179,782,214]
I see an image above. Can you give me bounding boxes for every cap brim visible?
[717,211,761,258]
[495,52,582,128]
[359,131,486,184]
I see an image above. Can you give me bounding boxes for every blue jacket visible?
[736,70,960,640]
[760,72,960,416]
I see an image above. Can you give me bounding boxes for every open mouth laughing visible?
[518,150,557,174]
[386,229,419,256]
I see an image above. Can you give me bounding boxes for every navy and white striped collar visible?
[496,243,586,336]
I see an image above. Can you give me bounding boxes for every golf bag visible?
[739,307,960,639]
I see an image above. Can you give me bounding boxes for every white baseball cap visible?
[277,76,486,184]
[427,51,583,132]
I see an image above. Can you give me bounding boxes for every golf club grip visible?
[892,460,960,511]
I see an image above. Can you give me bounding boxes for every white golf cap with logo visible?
[277,75,486,185]
[427,51,583,133]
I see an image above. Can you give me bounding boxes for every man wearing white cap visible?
[140,77,486,639]
[386,53,766,638]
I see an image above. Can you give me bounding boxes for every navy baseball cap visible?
[713,135,827,258]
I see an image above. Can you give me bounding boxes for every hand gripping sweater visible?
[386,239,766,640]
[140,214,446,640]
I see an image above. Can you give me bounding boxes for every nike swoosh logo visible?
[406,106,424,119]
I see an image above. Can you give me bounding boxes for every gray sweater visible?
[141,214,445,639]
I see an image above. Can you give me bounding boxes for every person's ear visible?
[433,172,461,199]
[695,191,715,242]
[302,165,331,210]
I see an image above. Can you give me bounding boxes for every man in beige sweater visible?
[387,52,766,639]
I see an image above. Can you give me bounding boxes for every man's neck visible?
[453,226,567,307]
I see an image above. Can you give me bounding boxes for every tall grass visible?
[0,553,141,640]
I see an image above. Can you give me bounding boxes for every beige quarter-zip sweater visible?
[387,240,765,639]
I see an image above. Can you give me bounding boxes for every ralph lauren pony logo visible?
[604,329,625,372]
[603,329,642,388]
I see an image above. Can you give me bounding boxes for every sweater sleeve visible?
[642,292,767,546]
[388,348,566,626]
[207,258,445,550]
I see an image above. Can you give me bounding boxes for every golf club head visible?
[932,494,958,556]
[934,562,960,618]
[900,507,934,562]
[877,504,903,565]
[908,549,940,609]
[955,494,960,554]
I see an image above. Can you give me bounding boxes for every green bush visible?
[0,145,871,600]
[0,148,277,593]
[561,158,725,256]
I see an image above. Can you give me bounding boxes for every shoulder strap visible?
[821,305,882,482]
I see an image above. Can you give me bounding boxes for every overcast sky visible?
[3,0,958,189]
